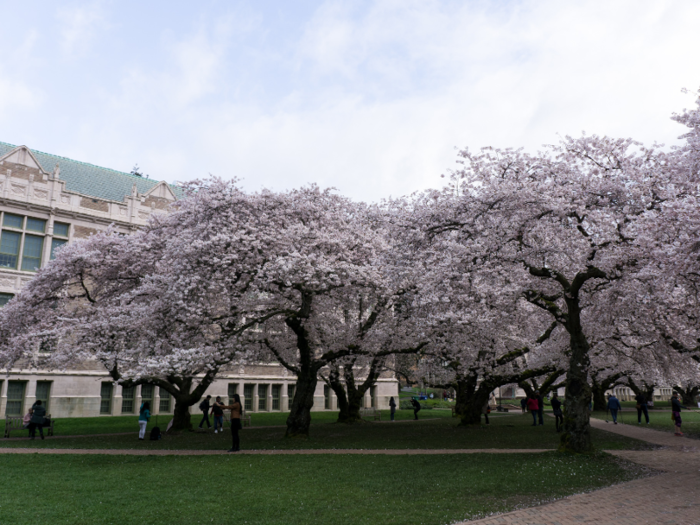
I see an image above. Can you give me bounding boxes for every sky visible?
[1,0,700,202]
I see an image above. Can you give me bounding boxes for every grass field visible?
[1,410,654,451]
[592,408,700,439]
[0,452,650,525]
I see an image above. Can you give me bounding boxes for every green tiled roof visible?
[0,141,179,203]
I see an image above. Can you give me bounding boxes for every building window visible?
[21,235,43,271]
[159,388,171,413]
[0,293,13,307]
[228,383,238,403]
[0,213,51,272]
[324,385,331,409]
[26,218,46,233]
[258,384,268,411]
[50,239,67,260]
[369,386,376,408]
[121,385,135,414]
[141,384,154,410]
[271,385,281,410]
[6,381,26,416]
[243,384,254,412]
[287,384,296,410]
[100,383,113,414]
[35,381,51,413]
[53,222,70,238]
[0,230,21,269]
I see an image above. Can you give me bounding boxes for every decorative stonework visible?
[0,277,15,288]
[138,211,150,220]
[80,197,109,212]
[11,184,25,195]
[61,195,71,204]
[34,189,48,200]
[73,225,99,239]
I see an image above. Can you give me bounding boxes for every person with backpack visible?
[198,395,212,430]
[635,393,650,424]
[410,398,421,420]
[222,394,243,452]
[138,401,150,440]
[389,397,396,422]
[607,394,622,424]
[551,392,563,432]
[211,396,225,434]
[526,394,539,426]
[671,392,688,436]
[28,399,47,440]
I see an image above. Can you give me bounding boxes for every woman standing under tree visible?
[138,402,150,440]
[671,392,688,436]
[223,394,243,452]
[389,397,396,421]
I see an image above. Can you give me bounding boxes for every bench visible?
[359,407,381,421]
[4,415,55,438]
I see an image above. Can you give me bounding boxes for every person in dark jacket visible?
[551,392,563,432]
[389,397,396,421]
[410,398,421,420]
[28,400,47,440]
[671,392,688,436]
[526,395,539,426]
[198,395,212,429]
[536,391,544,426]
[520,397,527,414]
[607,394,622,424]
[635,393,650,424]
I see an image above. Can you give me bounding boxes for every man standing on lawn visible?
[536,391,544,426]
[635,393,650,424]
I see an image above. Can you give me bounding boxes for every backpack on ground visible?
[150,426,161,440]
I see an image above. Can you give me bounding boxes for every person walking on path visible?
[28,400,46,440]
[138,402,150,440]
[222,394,243,452]
[551,392,563,432]
[671,392,688,436]
[536,391,545,426]
[211,396,225,434]
[526,394,539,426]
[635,393,650,424]
[198,395,212,430]
[607,394,622,424]
[389,397,396,421]
[520,397,527,414]
[410,398,421,420]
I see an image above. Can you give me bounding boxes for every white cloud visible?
[57,2,106,58]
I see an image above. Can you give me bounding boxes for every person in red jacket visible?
[526,395,539,426]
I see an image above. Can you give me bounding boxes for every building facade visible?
[0,142,398,419]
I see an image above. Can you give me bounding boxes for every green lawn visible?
[592,409,700,439]
[0,452,650,525]
[1,410,653,451]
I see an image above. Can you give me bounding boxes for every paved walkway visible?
[460,418,700,525]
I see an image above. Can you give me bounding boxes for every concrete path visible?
[460,418,700,525]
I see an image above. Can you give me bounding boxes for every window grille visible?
[287,384,296,410]
[258,384,268,411]
[35,381,51,412]
[243,384,254,411]
[271,385,281,410]
[100,383,113,414]
[158,388,171,413]
[121,386,135,414]
[6,381,25,416]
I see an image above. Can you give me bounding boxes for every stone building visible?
[0,142,398,419]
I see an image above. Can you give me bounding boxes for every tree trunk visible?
[674,386,699,406]
[560,298,593,454]
[286,368,318,438]
[172,397,193,431]
[591,380,608,412]
[454,375,482,425]
[326,368,352,423]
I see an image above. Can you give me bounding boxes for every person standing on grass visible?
[222,394,243,452]
[198,395,213,430]
[607,394,622,425]
[526,394,539,426]
[482,399,491,425]
[410,398,421,420]
[536,391,544,426]
[520,397,527,414]
[551,392,563,432]
[211,396,225,434]
[389,397,396,421]
[28,399,46,440]
[138,401,150,440]
[671,392,688,436]
[635,393,650,424]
